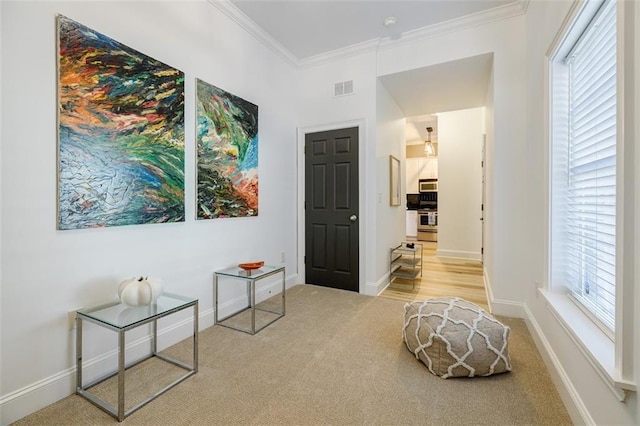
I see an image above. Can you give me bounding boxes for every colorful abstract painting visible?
[57,15,185,230]
[196,79,258,219]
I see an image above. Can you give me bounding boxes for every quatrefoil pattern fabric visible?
[403,297,512,378]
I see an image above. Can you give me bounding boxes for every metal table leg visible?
[117,330,125,422]
[193,302,199,372]
[214,275,219,324]
[76,316,83,393]
[250,280,256,333]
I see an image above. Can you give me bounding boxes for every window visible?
[548,0,637,398]
[551,0,616,336]
[565,0,617,334]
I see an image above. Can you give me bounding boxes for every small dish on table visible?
[238,261,264,272]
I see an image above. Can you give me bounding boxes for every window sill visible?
[539,288,636,402]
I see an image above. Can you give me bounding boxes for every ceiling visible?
[383,53,494,144]
[230,0,515,61]
[227,0,519,144]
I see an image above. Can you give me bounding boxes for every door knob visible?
[350,215,358,222]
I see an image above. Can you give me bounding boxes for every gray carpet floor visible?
[14,284,572,425]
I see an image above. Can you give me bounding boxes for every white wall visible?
[5,1,639,425]
[0,1,298,423]
[522,0,640,424]
[377,14,527,307]
[295,7,529,307]
[483,62,495,294]
[375,80,406,286]
[0,2,3,419]
[296,51,379,294]
[437,108,483,260]
[296,53,406,295]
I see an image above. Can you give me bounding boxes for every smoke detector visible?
[383,17,397,28]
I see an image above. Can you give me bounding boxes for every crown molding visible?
[208,0,529,69]
[299,0,529,68]
[378,0,529,51]
[207,0,299,67]
[298,38,382,68]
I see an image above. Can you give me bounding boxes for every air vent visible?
[334,80,354,97]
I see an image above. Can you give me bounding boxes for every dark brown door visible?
[305,127,359,292]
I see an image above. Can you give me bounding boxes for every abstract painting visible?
[196,78,258,219]
[57,15,185,230]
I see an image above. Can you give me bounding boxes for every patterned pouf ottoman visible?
[402,297,512,378]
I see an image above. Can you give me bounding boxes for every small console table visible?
[215,265,285,335]
[390,242,423,288]
[76,293,198,421]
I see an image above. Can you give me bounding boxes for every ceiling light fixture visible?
[423,127,435,157]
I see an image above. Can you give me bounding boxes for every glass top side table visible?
[76,293,198,422]
[214,265,285,335]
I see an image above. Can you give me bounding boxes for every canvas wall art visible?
[196,78,258,219]
[57,15,185,230]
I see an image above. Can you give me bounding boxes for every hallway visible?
[379,242,488,310]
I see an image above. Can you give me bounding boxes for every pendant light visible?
[423,127,435,157]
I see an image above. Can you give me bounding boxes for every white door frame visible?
[296,119,367,293]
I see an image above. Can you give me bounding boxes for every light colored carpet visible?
[13,284,572,425]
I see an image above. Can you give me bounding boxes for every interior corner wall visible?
[483,65,495,298]
[296,52,379,294]
[0,1,4,384]
[375,80,406,292]
[521,0,640,424]
[436,107,483,260]
[376,13,528,307]
[0,1,298,423]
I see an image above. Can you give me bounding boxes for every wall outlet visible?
[280,251,285,263]
[68,308,83,330]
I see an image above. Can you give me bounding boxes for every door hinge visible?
[481,247,484,254]
[481,203,484,211]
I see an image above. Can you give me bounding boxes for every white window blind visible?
[564,0,616,331]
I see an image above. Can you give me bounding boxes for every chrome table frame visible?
[215,265,285,335]
[76,293,198,422]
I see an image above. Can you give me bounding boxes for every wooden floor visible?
[379,241,489,310]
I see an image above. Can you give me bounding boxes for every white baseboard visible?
[436,248,481,260]
[483,267,526,318]
[521,304,593,425]
[0,276,294,426]
[1,364,76,426]
[366,272,390,296]
[483,267,494,313]
[3,272,590,426]
[482,267,589,425]
[0,308,210,426]
[216,276,288,319]
[489,298,527,318]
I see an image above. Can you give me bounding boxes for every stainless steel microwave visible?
[419,179,438,193]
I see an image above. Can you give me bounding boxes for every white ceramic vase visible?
[117,276,164,307]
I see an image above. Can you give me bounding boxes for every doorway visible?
[304,127,359,292]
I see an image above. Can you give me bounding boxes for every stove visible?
[417,209,437,242]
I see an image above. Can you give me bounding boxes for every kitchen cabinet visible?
[389,243,423,288]
[406,210,417,238]
[406,158,438,193]
[424,158,438,179]
[406,158,422,193]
